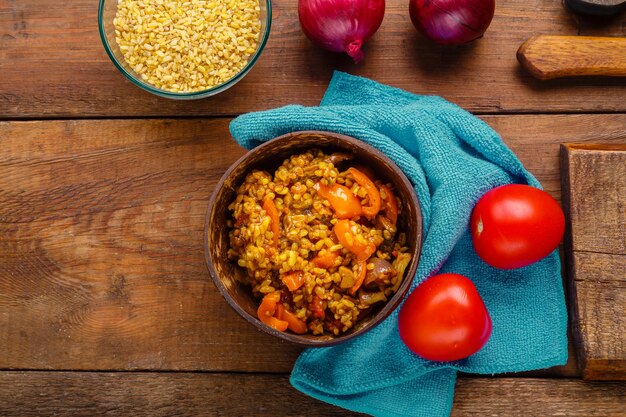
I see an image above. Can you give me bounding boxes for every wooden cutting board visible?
[561,144,626,380]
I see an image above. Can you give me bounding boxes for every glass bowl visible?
[98,0,272,100]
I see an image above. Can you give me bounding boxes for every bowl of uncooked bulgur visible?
[98,0,271,99]
[205,131,422,346]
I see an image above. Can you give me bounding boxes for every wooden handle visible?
[517,35,626,80]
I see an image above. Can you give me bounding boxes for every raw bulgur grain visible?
[114,0,261,93]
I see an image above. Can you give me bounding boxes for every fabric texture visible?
[229,72,568,417]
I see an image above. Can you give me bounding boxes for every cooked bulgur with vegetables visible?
[227,150,412,335]
[114,0,261,93]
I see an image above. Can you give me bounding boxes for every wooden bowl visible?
[204,131,422,346]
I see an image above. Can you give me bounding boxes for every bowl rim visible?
[97,0,273,99]
[204,131,423,347]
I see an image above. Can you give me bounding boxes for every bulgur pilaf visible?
[228,150,412,335]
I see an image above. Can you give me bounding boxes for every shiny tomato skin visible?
[398,273,492,362]
[471,184,565,270]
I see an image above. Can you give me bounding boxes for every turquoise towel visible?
[230,72,568,417]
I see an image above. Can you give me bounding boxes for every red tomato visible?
[398,273,492,362]
[470,184,565,269]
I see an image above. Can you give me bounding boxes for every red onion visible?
[298,0,385,63]
[409,0,495,45]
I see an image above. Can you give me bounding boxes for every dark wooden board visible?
[0,372,624,417]
[561,144,626,380]
[1,116,624,374]
[0,0,625,118]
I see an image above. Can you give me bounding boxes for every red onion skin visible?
[298,0,385,63]
[409,0,495,45]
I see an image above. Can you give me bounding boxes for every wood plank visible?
[0,0,625,118]
[1,115,624,373]
[482,115,626,200]
[561,144,626,254]
[0,119,299,373]
[571,252,625,380]
[452,377,626,417]
[561,144,626,380]
[0,372,624,417]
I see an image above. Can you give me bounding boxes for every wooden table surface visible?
[0,1,624,415]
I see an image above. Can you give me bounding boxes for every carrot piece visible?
[348,167,381,220]
[333,219,376,262]
[314,182,362,219]
[257,292,288,331]
[311,250,340,269]
[262,196,280,246]
[282,309,308,334]
[281,271,305,292]
[349,260,368,295]
[379,184,399,225]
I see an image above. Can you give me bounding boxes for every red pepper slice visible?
[314,182,362,219]
[333,219,376,262]
[281,271,305,292]
[257,292,289,331]
[379,184,399,225]
[350,164,376,181]
[310,250,340,269]
[347,168,381,220]
[262,196,280,247]
[310,295,325,318]
[349,260,368,295]
[281,309,308,334]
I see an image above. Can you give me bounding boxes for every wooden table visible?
[0,1,624,415]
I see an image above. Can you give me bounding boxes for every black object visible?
[564,0,626,16]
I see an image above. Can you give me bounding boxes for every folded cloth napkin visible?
[230,72,568,417]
